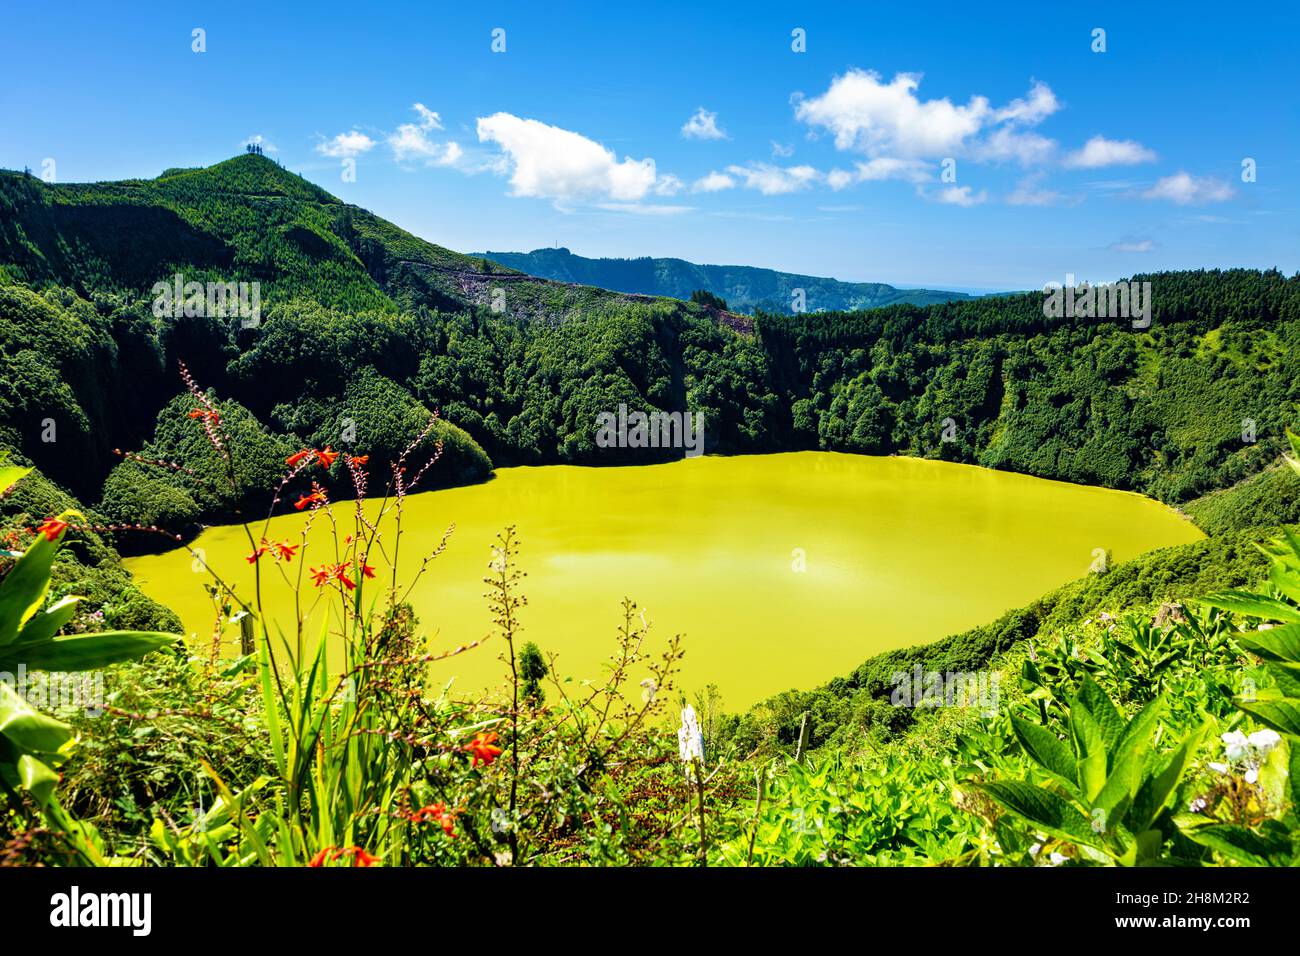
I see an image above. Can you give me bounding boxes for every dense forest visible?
[3,154,1300,867]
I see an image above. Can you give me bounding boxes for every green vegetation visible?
[3,153,1300,867]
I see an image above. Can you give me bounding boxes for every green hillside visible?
[478,245,973,313]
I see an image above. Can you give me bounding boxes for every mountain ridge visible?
[475,246,974,314]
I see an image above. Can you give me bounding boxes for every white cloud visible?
[240,133,278,153]
[795,70,992,157]
[316,130,376,159]
[827,157,932,190]
[693,171,736,192]
[725,162,821,195]
[476,112,664,202]
[993,81,1060,125]
[973,127,1057,166]
[1062,136,1157,169]
[1141,171,1235,204]
[653,174,685,196]
[412,103,442,130]
[681,107,728,141]
[1005,173,1065,206]
[1109,237,1154,252]
[770,141,794,158]
[388,104,461,165]
[930,185,988,207]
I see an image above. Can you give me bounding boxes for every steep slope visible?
[476,246,973,314]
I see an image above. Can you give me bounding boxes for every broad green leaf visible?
[0,630,178,672]
[1131,723,1207,833]
[1176,817,1291,866]
[0,682,72,755]
[1201,590,1300,624]
[0,529,61,645]
[17,753,58,805]
[1237,698,1300,738]
[1010,716,1079,791]
[1075,676,1125,749]
[1069,697,1108,800]
[1237,623,1300,664]
[974,780,1101,849]
[0,465,31,496]
[16,595,81,645]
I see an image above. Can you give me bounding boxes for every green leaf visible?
[1201,590,1300,624]
[0,682,72,756]
[1076,677,1125,750]
[1176,817,1291,866]
[1237,698,1300,738]
[17,753,59,806]
[0,465,32,497]
[1069,697,1108,800]
[974,780,1101,848]
[1010,717,1079,792]
[0,631,178,672]
[0,530,61,645]
[1237,623,1300,664]
[16,596,81,645]
[1131,723,1207,833]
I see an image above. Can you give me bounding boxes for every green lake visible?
[123,452,1204,709]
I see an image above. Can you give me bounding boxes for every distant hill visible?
[475,247,973,314]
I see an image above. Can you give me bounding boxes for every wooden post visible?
[794,711,810,764]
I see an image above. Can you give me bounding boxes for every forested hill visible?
[0,153,717,324]
[477,246,973,314]
[1,153,1299,557]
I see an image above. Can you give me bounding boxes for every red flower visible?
[360,561,377,580]
[411,803,457,837]
[286,449,315,468]
[309,565,332,587]
[307,848,331,867]
[245,546,267,564]
[346,847,379,867]
[294,490,327,511]
[335,567,356,591]
[464,731,503,768]
[273,540,299,561]
[316,446,340,468]
[36,518,69,542]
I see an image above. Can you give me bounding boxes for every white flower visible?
[1221,730,1251,763]
[677,704,705,767]
[1245,767,1260,784]
[1248,729,1281,756]
[1048,852,1068,866]
[1208,762,1229,775]
[640,678,658,703]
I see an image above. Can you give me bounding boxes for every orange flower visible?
[286,449,315,468]
[412,803,457,837]
[464,731,503,768]
[349,847,379,867]
[349,454,369,466]
[294,490,327,511]
[316,446,340,468]
[187,408,220,424]
[36,517,68,542]
[307,848,331,867]
[309,565,332,587]
[273,540,299,561]
[245,546,267,564]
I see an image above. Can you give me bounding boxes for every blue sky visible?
[3,1,1296,291]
